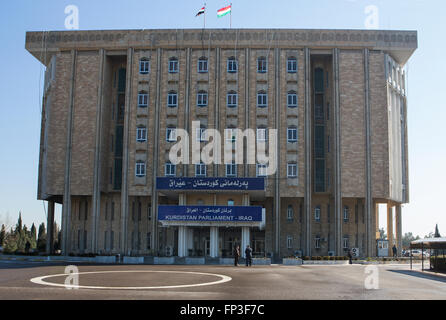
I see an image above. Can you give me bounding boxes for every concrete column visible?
[213,48,220,177]
[244,48,250,177]
[46,201,55,254]
[178,226,187,257]
[61,49,77,255]
[183,48,191,176]
[186,228,194,255]
[395,205,402,256]
[91,48,106,253]
[241,226,250,258]
[363,48,373,257]
[304,47,312,257]
[119,48,134,255]
[333,48,342,256]
[210,227,219,258]
[151,48,162,254]
[274,47,281,259]
[387,204,394,252]
[375,203,380,238]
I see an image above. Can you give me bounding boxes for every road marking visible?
[30,270,232,290]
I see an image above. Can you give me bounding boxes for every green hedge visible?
[302,256,348,261]
[430,256,446,271]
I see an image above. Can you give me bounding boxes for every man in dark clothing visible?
[234,245,240,266]
[392,245,397,257]
[347,249,353,264]
[245,245,252,267]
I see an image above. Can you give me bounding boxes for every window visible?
[287,205,293,221]
[197,199,204,205]
[165,162,176,176]
[168,57,178,73]
[257,91,268,108]
[136,126,147,142]
[343,237,349,249]
[287,127,297,142]
[227,57,237,73]
[315,236,321,249]
[195,162,207,177]
[196,127,207,142]
[287,57,297,73]
[257,57,267,73]
[110,231,114,250]
[167,91,178,107]
[226,163,237,177]
[257,128,267,142]
[135,161,146,177]
[287,91,297,108]
[256,164,267,177]
[147,205,152,220]
[314,206,321,222]
[166,127,177,142]
[287,236,293,249]
[138,91,148,107]
[197,91,208,107]
[228,199,235,206]
[198,57,208,73]
[139,59,150,74]
[227,91,238,107]
[343,206,349,222]
[287,163,297,178]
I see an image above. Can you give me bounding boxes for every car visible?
[410,250,429,258]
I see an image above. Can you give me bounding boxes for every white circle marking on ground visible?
[30,270,232,290]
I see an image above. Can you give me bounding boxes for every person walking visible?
[347,248,353,265]
[392,245,397,258]
[234,245,240,266]
[245,245,252,267]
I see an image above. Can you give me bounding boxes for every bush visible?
[329,256,335,261]
[322,256,329,260]
[431,257,446,271]
[303,256,310,260]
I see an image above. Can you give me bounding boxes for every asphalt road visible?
[0,260,445,300]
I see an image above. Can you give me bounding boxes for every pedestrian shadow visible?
[388,269,446,283]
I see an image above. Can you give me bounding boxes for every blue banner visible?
[158,205,263,222]
[156,177,265,191]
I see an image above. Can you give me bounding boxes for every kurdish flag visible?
[217,5,231,18]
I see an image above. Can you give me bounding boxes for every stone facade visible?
[26,28,417,258]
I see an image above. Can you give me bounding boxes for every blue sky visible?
[0,0,444,239]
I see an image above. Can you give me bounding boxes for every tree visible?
[37,222,46,252]
[14,212,23,235]
[0,224,5,247]
[402,232,420,249]
[434,224,441,238]
[4,231,17,254]
[15,214,26,253]
[30,223,37,250]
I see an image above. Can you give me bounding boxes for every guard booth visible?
[377,239,389,257]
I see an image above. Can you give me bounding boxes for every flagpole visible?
[230,3,232,29]
[204,3,206,29]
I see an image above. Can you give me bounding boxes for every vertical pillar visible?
[120,48,134,255]
[333,48,342,256]
[387,204,394,253]
[241,226,250,258]
[395,205,402,256]
[304,47,312,257]
[46,201,55,254]
[213,47,220,177]
[91,48,106,253]
[375,203,380,238]
[244,48,250,177]
[61,49,77,255]
[186,228,194,255]
[178,226,187,257]
[274,47,281,259]
[151,48,162,254]
[364,48,373,257]
[210,226,219,258]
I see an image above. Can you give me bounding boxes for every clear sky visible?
[0,0,444,239]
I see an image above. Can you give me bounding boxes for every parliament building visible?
[25,28,417,260]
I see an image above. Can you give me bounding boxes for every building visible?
[25,28,417,259]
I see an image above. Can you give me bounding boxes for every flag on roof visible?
[196,6,205,17]
[217,5,231,18]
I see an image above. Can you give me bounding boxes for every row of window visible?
[139,56,298,75]
[285,236,351,250]
[135,162,298,178]
[135,127,299,143]
[137,91,298,108]
[285,206,353,223]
